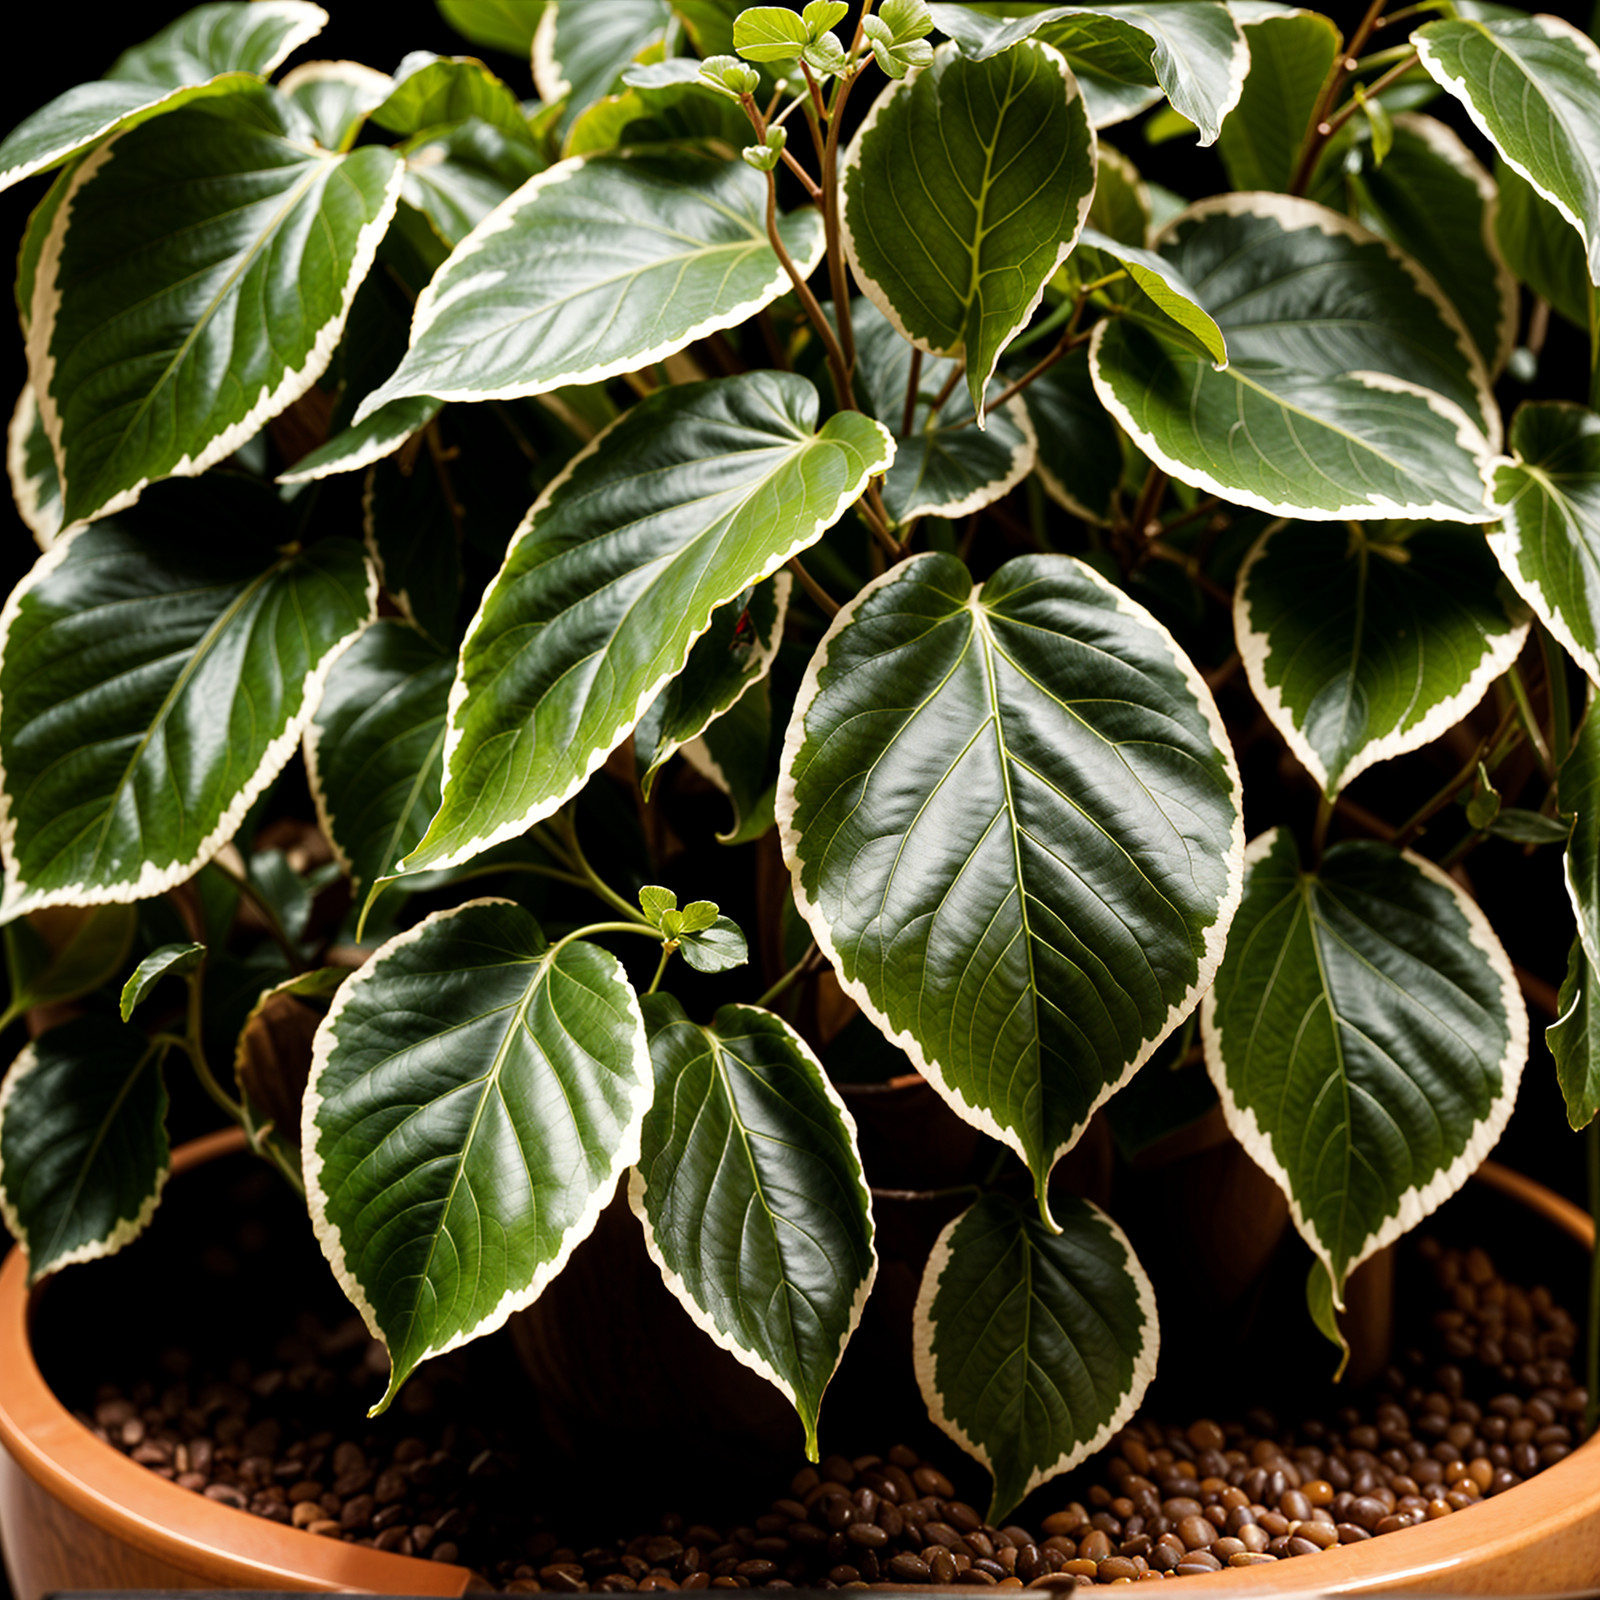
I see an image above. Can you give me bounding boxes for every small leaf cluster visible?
[0,0,1598,1525]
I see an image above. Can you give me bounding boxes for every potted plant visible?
[1,0,1600,1589]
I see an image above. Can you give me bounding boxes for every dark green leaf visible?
[535,0,674,136]
[1496,157,1593,332]
[372,52,534,142]
[1490,808,1573,845]
[1561,699,1600,969]
[278,398,442,486]
[0,1015,168,1283]
[120,943,206,1021]
[437,0,547,58]
[400,118,548,250]
[913,1193,1157,1520]
[1218,8,1339,192]
[1549,935,1600,1130]
[278,59,394,151]
[6,386,63,550]
[304,898,654,1410]
[1017,346,1122,525]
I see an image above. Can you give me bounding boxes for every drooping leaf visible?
[534,0,674,137]
[355,149,823,419]
[913,1193,1157,1520]
[362,454,464,649]
[853,300,1036,526]
[0,479,376,921]
[840,39,1096,420]
[1217,6,1339,192]
[305,620,454,904]
[633,996,875,1458]
[278,398,443,486]
[1313,113,1519,380]
[1496,157,1593,333]
[1235,520,1529,796]
[0,1015,169,1283]
[1090,194,1499,522]
[1487,402,1600,684]
[371,52,535,143]
[120,943,206,1021]
[1073,227,1227,367]
[928,2,1248,143]
[436,0,547,58]
[1417,13,1600,287]
[400,118,548,249]
[27,90,403,526]
[2,904,138,1019]
[637,577,789,799]
[1201,829,1526,1305]
[1017,346,1123,525]
[278,60,393,151]
[779,552,1242,1205]
[6,387,63,550]
[399,374,892,878]
[1550,935,1600,1130]
[303,898,654,1411]
[0,0,328,191]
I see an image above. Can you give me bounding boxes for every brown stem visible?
[788,554,841,616]
[901,347,924,438]
[821,64,869,379]
[780,146,823,199]
[926,360,966,425]
[1319,51,1420,144]
[1128,464,1169,541]
[1288,0,1390,197]
[763,169,855,410]
[973,327,1092,423]
[422,419,466,550]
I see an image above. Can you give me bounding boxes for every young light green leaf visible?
[371,52,534,142]
[853,300,1036,526]
[278,60,393,151]
[1090,194,1499,522]
[6,387,63,551]
[805,0,850,32]
[397,374,892,879]
[678,916,749,973]
[304,898,654,1412]
[1075,227,1227,367]
[779,552,1243,1209]
[535,0,674,136]
[0,479,376,922]
[1202,830,1526,1307]
[305,620,453,906]
[1487,402,1600,684]
[913,1193,1157,1520]
[841,39,1096,421]
[437,0,547,58]
[640,886,679,925]
[1417,14,1600,287]
[733,6,812,60]
[354,150,824,420]
[1235,521,1529,796]
[1549,935,1600,1130]
[29,91,403,526]
[676,902,720,935]
[636,577,789,801]
[120,943,206,1022]
[0,1016,169,1283]
[1218,7,1339,192]
[632,997,875,1461]
[0,0,328,191]
[928,2,1248,144]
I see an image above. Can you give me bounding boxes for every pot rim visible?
[0,1137,1593,1595]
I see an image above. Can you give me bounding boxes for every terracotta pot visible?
[0,1132,1597,1596]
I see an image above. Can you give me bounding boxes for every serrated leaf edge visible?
[0,1037,171,1283]
[301,896,655,1387]
[627,1004,878,1437]
[28,132,404,526]
[776,551,1245,1195]
[1234,520,1530,796]
[910,1197,1159,1503]
[0,537,379,922]
[1199,828,1528,1304]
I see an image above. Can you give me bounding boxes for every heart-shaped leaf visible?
[779,551,1242,1205]
[853,300,1036,526]
[1550,935,1600,1131]
[0,479,376,921]
[355,149,823,420]
[535,0,674,138]
[1218,6,1339,192]
[1417,13,1600,287]
[120,943,206,1021]
[1488,402,1600,684]
[305,620,454,906]
[840,38,1096,420]
[28,90,402,525]
[0,0,328,191]
[0,1015,169,1283]
[633,996,876,1458]
[1201,829,1526,1304]
[304,898,654,1411]
[1090,194,1498,522]
[913,1192,1157,1520]
[278,60,393,152]
[928,2,1247,143]
[399,374,892,878]
[1235,520,1529,796]
[7,387,63,550]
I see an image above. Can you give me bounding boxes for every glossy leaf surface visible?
[1073,227,1226,367]
[356,150,823,418]
[29,92,402,525]
[1202,831,1525,1302]
[6,387,62,550]
[913,1193,1157,1520]
[1235,521,1528,795]
[1217,7,1338,192]
[304,899,653,1410]
[1091,195,1497,521]
[278,60,393,151]
[633,997,875,1459]
[840,40,1096,418]
[400,119,547,250]
[372,51,533,141]
[120,943,206,1021]
[0,1016,168,1283]
[780,552,1242,1201]
[402,374,891,878]
[0,481,375,920]
[1550,936,1600,1131]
